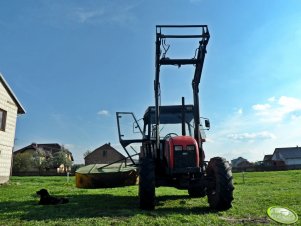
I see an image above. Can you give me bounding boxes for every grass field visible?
[0,170,300,225]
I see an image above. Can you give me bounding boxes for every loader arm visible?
[154,25,210,155]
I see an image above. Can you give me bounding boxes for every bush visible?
[70,164,84,174]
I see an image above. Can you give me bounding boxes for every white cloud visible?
[291,114,301,121]
[252,104,271,111]
[205,96,301,162]
[252,96,301,122]
[97,110,109,116]
[236,108,243,115]
[63,144,75,149]
[75,8,105,23]
[227,131,276,142]
[70,2,141,26]
[268,96,276,102]
[278,96,301,112]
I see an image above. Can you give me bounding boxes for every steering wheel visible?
[163,133,178,140]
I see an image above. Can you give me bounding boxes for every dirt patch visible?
[219,216,270,224]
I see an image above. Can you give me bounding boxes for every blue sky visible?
[1,0,301,163]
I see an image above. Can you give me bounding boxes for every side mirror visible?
[205,119,210,129]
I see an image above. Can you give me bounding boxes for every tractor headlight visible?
[174,145,183,151]
[186,145,195,151]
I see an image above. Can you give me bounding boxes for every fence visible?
[232,164,301,173]
[12,171,68,176]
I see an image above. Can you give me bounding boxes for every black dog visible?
[36,189,69,205]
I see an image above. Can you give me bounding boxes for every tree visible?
[13,152,33,172]
[51,148,72,173]
[13,145,73,174]
[71,164,84,174]
[83,150,91,158]
[32,148,47,173]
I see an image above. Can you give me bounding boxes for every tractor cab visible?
[142,104,207,175]
[142,104,209,144]
[143,105,196,140]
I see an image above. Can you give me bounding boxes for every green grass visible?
[0,170,300,225]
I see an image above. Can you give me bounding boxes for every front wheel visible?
[139,157,155,210]
[206,157,234,210]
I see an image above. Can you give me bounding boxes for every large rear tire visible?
[206,157,234,210]
[139,157,155,210]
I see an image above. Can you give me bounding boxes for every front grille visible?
[174,150,195,168]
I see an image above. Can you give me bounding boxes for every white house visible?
[0,73,25,184]
[272,147,301,166]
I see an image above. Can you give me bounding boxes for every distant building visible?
[84,143,126,165]
[263,154,273,162]
[0,73,25,184]
[13,143,74,175]
[272,146,301,166]
[262,154,284,167]
[231,157,253,169]
[262,154,273,166]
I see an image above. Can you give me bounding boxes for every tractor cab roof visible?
[144,105,194,124]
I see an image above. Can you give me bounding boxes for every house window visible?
[103,150,107,157]
[0,109,7,131]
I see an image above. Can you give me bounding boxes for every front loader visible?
[116,25,234,210]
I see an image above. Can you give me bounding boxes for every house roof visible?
[273,147,301,159]
[85,143,125,159]
[231,157,248,166]
[14,143,74,161]
[0,73,26,114]
[263,154,273,161]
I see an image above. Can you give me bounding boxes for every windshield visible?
[158,123,193,138]
[148,111,195,139]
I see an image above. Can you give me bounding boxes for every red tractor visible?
[116,25,234,210]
